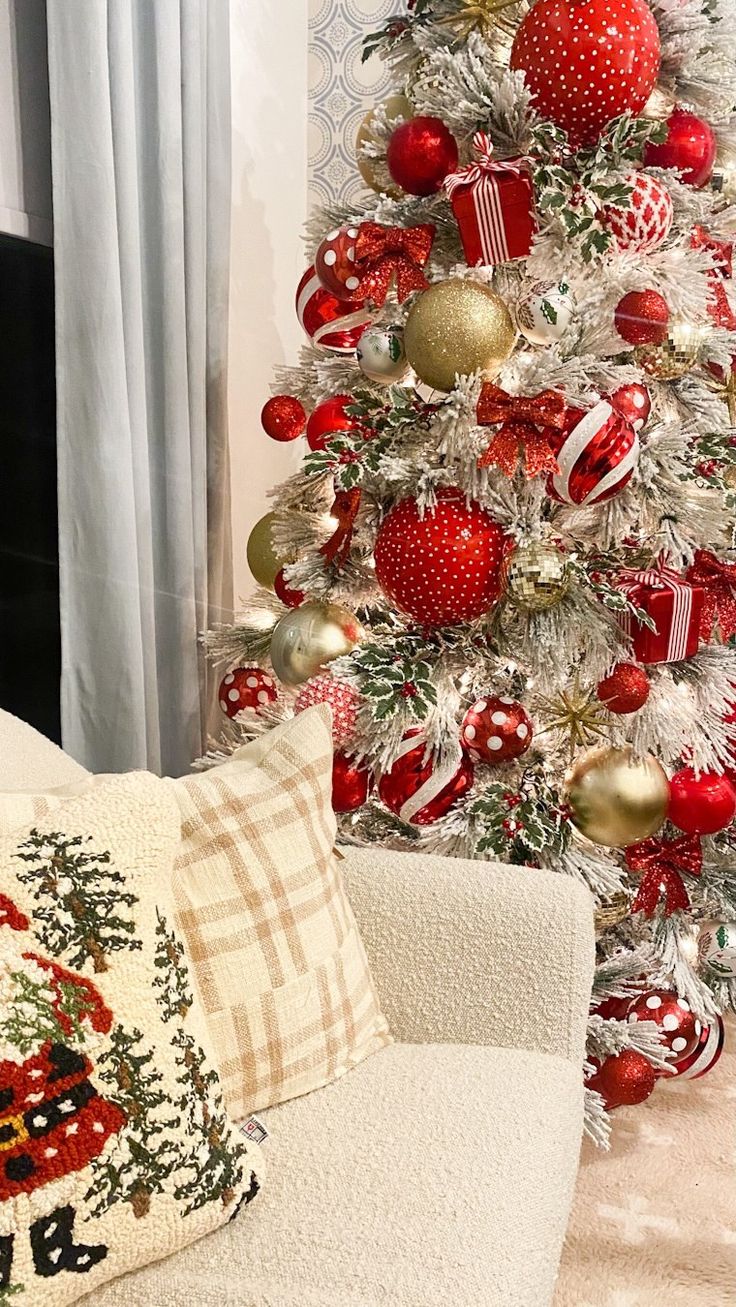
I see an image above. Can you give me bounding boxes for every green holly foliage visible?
[0,969,99,1056]
[153,911,194,1023]
[468,779,571,864]
[349,640,437,722]
[171,1030,248,1215]
[15,830,139,974]
[303,388,422,490]
[0,1283,23,1303]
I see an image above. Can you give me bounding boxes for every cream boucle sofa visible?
[0,709,595,1307]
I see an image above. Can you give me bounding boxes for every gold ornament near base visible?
[404,279,516,393]
[247,512,283,590]
[564,745,670,849]
[270,601,364,688]
[594,891,631,934]
[634,319,708,381]
[355,94,413,197]
[501,540,570,612]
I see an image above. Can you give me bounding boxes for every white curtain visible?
[46,0,233,777]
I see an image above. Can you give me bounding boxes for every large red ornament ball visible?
[273,568,305,608]
[373,488,507,627]
[261,395,307,443]
[587,1048,657,1110]
[593,994,639,1020]
[546,401,639,506]
[673,1013,724,1080]
[627,990,702,1063]
[668,766,736,835]
[306,394,361,452]
[510,0,660,146]
[614,290,670,346]
[597,663,650,714]
[296,265,371,353]
[294,673,360,747]
[386,116,459,196]
[378,731,474,825]
[332,752,373,813]
[608,382,652,431]
[218,667,277,719]
[315,225,363,300]
[461,696,533,764]
[603,172,673,253]
[644,108,717,189]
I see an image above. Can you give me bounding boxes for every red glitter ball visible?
[587,1048,657,1110]
[261,395,306,443]
[597,663,650,714]
[614,290,670,346]
[386,117,459,196]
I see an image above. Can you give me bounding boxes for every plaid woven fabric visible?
[166,706,391,1118]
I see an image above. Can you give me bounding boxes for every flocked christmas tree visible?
[205,0,736,1141]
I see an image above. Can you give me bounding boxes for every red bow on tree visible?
[476,383,567,477]
[625,832,702,916]
[353,222,435,306]
[686,549,736,641]
[690,224,733,278]
[319,487,362,570]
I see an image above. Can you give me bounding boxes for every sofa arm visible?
[342,846,594,1065]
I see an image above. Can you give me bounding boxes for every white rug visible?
[554,1022,736,1307]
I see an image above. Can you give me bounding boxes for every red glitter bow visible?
[319,487,362,570]
[626,833,703,917]
[353,222,435,306]
[686,549,736,642]
[690,224,733,279]
[476,383,567,477]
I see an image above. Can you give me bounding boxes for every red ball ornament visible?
[597,662,650,714]
[261,395,307,443]
[510,0,660,146]
[614,290,670,346]
[332,752,373,813]
[668,766,736,835]
[274,568,305,608]
[296,265,372,353]
[461,696,533,763]
[644,107,717,189]
[546,401,639,506]
[306,394,361,452]
[627,990,702,1064]
[294,673,361,747]
[315,224,363,300]
[603,172,673,253]
[218,667,277,719]
[593,994,639,1021]
[386,116,459,196]
[608,382,651,431]
[374,488,507,627]
[673,1013,724,1080]
[379,731,474,825]
[587,1048,657,1110]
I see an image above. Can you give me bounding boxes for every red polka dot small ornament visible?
[461,696,533,764]
[587,1048,657,1109]
[608,382,651,431]
[546,401,639,506]
[644,108,717,189]
[373,488,507,627]
[218,667,277,718]
[296,265,372,353]
[603,172,673,253]
[510,0,660,146]
[261,395,306,443]
[315,225,363,300]
[332,752,373,813]
[378,730,474,825]
[668,766,736,835]
[671,1013,724,1080]
[294,673,360,747]
[627,990,703,1067]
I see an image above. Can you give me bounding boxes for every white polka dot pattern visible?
[218,667,277,720]
[547,401,639,507]
[627,989,702,1069]
[510,0,660,145]
[315,226,363,300]
[603,172,673,253]
[461,696,534,764]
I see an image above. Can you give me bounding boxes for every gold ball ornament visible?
[501,540,570,612]
[246,512,283,590]
[404,279,516,393]
[564,745,670,849]
[270,600,364,688]
[355,94,413,197]
[634,318,708,381]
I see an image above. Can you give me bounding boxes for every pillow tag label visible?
[241,1115,269,1146]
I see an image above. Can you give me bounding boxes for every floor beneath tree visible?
[554,1019,735,1307]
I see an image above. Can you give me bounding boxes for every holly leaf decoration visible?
[349,641,437,722]
[468,778,570,864]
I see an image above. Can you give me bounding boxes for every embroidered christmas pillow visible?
[0,772,263,1305]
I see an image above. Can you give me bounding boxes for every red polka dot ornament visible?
[608,382,651,431]
[644,108,717,189]
[510,0,660,146]
[461,696,533,764]
[218,667,277,718]
[627,990,702,1064]
[373,488,508,627]
[671,1013,724,1080]
[296,265,372,353]
[603,172,673,253]
[332,752,373,813]
[315,225,363,300]
[378,730,474,825]
[546,401,639,506]
[587,1048,657,1109]
[294,673,361,747]
[273,568,305,608]
[261,395,306,443]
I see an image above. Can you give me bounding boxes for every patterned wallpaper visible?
[308,0,394,210]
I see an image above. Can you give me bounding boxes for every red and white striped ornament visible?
[547,401,639,506]
[603,172,673,253]
[669,1013,724,1080]
[294,673,360,747]
[296,265,372,353]
[378,730,474,825]
[461,696,533,763]
[218,667,277,719]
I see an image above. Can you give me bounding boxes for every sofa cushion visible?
[0,772,262,1306]
[85,1041,584,1307]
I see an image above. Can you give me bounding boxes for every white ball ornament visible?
[516,281,575,346]
[356,323,410,385]
[698,922,736,978]
[461,696,533,764]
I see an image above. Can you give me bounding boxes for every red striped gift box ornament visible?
[444,133,536,266]
[615,566,704,663]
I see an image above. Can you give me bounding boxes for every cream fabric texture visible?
[0,711,88,792]
[0,771,262,1305]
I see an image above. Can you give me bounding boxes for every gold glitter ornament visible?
[634,318,708,380]
[594,891,631,934]
[270,601,364,688]
[355,95,413,197]
[501,540,570,612]
[564,745,670,849]
[404,279,516,393]
[247,512,284,590]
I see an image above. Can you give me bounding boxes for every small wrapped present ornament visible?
[444,132,536,266]
[616,566,704,664]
